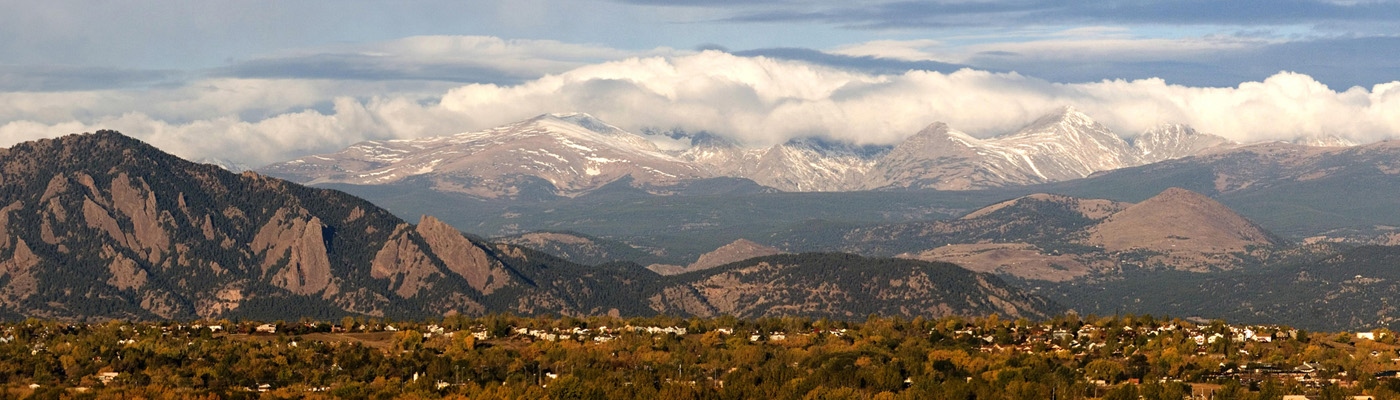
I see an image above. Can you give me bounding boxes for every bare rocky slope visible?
[1087,188,1281,256]
[646,238,784,276]
[0,131,1060,321]
[490,231,655,267]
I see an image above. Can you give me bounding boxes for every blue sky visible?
[2,0,1400,165]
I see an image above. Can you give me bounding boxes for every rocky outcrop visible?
[371,224,444,298]
[71,172,176,265]
[251,208,334,295]
[416,215,509,294]
[196,285,246,318]
[0,201,20,250]
[0,238,40,302]
[82,196,125,248]
[108,173,171,263]
[103,245,148,291]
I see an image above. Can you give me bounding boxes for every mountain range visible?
[235,100,1400,332]
[0,131,1058,321]
[260,106,1237,196]
[473,185,1400,331]
[9,130,1400,330]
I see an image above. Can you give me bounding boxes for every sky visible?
[3,0,1400,166]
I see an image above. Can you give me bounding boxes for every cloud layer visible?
[219,36,655,85]
[4,50,1400,167]
[711,0,1400,29]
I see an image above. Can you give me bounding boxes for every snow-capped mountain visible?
[261,108,1276,197]
[861,122,1046,190]
[676,136,887,192]
[262,113,709,198]
[865,106,1162,190]
[992,107,1143,179]
[1132,123,1235,163]
[672,107,1162,191]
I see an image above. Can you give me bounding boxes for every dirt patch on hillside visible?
[901,243,1101,282]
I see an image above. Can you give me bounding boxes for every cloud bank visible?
[3,50,1400,167]
[711,0,1400,29]
[219,36,657,85]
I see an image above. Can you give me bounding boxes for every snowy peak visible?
[862,122,1034,191]
[995,106,1141,178]
[1018,106,1099,134]
[1003,106,1119,148]
[487,113,668,156]
[907,122,981,147]
[1133,123,1235,163]
[679,135,888,192]
[879,122,986,164]
[530,112,633,139]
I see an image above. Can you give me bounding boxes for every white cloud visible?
[225,36,679,84]
[962,36,1265,64]
[5,49,1400,168]
[829,39,949,61]
[432,51,1400,146]
[831,31,1269,68]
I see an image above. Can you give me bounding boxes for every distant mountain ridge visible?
[261,107,1242,197]
[1042,139,1400,238]
[648,253,1060,320]
[764,187,1282,281]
